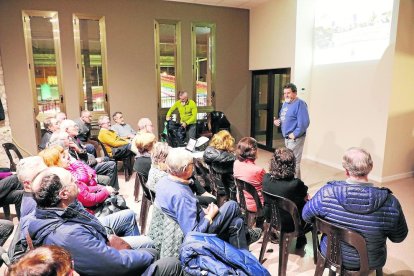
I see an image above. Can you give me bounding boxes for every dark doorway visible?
[251,68,290,151]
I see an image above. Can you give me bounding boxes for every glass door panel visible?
[271,73,290,148]
[159,23,178,108]
[192,23,215,121]
[22,11,64,144]
[73,15,109,116]
[155,20,181,133]
[252,74,269,145]
[251,69,290,151]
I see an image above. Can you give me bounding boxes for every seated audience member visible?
[233,137,265,213]
[203,130,236,201]
[74,110,92,142]
[303,147,408,270]
[8,157,48,262]
[38,146,112,214]
[133,132,156,180]
[28,167,182,276]
[262,147,309,248]
[49,131,119,191]
[6,245,75,276]
[39,117,59,150]
[0,219,13,246]
[0,175,23,219]
[148,143,216,207]
[60,119,96,156]
[147,142,170,191]
[111,111,136,139]
[55,112,66,125]
[98,115,133,160]
[131,117,154,154]
[155,148,261,250]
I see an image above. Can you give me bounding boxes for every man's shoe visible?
[295,235,307,249]
[247,228,262,245]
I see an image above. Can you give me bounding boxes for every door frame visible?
[250,68,290,151]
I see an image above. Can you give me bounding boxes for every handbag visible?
[93,194,129,217]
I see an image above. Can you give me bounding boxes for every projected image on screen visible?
[314,0,394,65]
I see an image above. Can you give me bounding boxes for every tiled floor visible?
[1,150,413,275]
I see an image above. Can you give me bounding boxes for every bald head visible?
[342,147,373,177]
[16,157,47,191]
[137,118,154,133]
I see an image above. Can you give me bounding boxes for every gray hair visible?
[98,115,110,126]
[59,120,76,132]
[342,147,373,177]
[16,156,47,183]
[80,110,91,117]
[55,112,66,122]
[151,142,170,165]
[137,118,152,131]
[166,148,193,176]
[44,118,58,131]
[48,131,69,148]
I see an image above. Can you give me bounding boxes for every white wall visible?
[306,57,394,180]
[250,0,411,181]
[383,0,414,181]
[249,0,297,71]
[293,0,315,103]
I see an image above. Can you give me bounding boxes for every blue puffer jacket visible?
[28,200,156,276]
[180,232,270,276]
[302,181,408,269]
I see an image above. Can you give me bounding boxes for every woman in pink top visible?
[233,137,265,212]
[39,145,113,213]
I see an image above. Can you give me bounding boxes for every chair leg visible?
[3,205,11,220]
[312,225,318,264]
[278,232,291,276]
[376,268,383,276]
[314,252,326,276]
[124,158,131,182]
[139,198,148,234]
[259,222,271,263]
[247,212,256,228]
[134,178,140,202]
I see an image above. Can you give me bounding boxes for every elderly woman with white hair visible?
[154,148,261,249]
[148,143,216,207]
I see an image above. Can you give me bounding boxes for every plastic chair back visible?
[314,217,380,276]
[137,172,155,234]
[234,178,264,227]
[2,143,23,172]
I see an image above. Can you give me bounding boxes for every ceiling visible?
[163,0,269,9]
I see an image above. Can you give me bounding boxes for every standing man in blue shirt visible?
[274,83,310,178]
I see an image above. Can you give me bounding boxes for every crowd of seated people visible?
[0,109,409,275]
